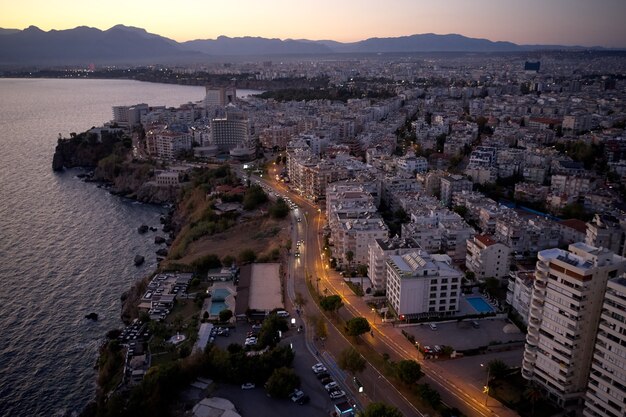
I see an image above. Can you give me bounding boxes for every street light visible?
[480,363,490,406]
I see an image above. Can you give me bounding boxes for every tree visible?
[416,383,442,408]
[218,309,233,323]
[345,250,354,271]
[269,198,290,219]
[238,249,257,264]
[294,292,307,309]
[523,383,544,417]
[486,359,510,380]
[319,295,343,314]
[346,317,371,337]
[396,360,423,385]
[258,314,288,348]
[358,402,403,417]
[338,347,366,375]
[265,367,300,398]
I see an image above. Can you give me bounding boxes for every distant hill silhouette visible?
[0,24,612,67]
[0,25,200,66]
[181,35,334,55]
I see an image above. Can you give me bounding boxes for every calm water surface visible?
[0,78,216,416]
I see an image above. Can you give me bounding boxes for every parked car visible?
[241,383,255,390]
[311,363,326,373]
[315,372,330,380]
[320,377,333,385]
[324,381,338,391]
[329,390,346,399]
[429,323,438,331]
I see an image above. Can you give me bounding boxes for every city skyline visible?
[2,0,626,48]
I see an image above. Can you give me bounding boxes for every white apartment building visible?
[152,130,192,159]
[368,237,421,292]
[506,271,535,325]
[586,213,626,257]
[204,87,236,107]
[550,174,592,197]
[210,111,251,152]
[396,155,428,174]
[333,215,388,267]
[386,250,462,317]
[466,234,511,280]
[583,276,626,417]
[440,174,473,206]
[522,243,626,409]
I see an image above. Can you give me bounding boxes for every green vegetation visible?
[345,316,371,338]
[257,86,395,103]
[396,360,423,385]
[319,294,344,314]
[218,309,233,323]
[358,402,403,417]
[243,184,268,210]
[264,367,300,398]
[338,347,367,375]
[268,197,290,219]
[257,313,289,348]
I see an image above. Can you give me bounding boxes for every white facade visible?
[583,276,626,417]
[154,131,192,159]
[505,271,535,325]
[368,237,421,292]
[466,234,511,280]
[386,250,462,317]
[522,243,626,408]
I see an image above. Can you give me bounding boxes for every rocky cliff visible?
[51,131,128,171]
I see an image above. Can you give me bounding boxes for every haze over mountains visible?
[0,24,613,67]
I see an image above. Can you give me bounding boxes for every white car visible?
[324,381,338,391]
[241,383,255,390]
[311,363,326,373]
[329,390,346,399]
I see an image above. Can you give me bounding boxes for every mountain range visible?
[0,24,611,67]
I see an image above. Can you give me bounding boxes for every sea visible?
[0,78,259,417]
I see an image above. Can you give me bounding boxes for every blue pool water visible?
[210,301,228,315]
[466,296,495,313]
[212,288,231,301]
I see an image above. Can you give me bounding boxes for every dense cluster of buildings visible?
[107,53,626,415]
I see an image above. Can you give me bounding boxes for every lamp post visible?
[481,363,491,406]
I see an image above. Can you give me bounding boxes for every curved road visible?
[253,170,518,417]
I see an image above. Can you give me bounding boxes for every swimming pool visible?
[212,288,231,301]
[210,301,228,315]
[466,296,495,313]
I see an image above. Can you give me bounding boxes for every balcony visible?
[532,298,545,308]
[524,349,538,363]
[521,363,534,380]
[526,327,539,346]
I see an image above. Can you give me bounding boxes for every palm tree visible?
[523,383,543,417]
[345,250,354,272]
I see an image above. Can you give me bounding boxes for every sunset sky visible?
[2,0,626,47]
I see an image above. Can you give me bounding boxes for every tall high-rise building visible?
[522,243,626,409]
[583,275,626,417]
[210,110,252,152]
[204,87,236,107]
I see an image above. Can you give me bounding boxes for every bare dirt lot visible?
[177,214,291,264]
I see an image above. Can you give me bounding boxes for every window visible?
[429,307,435,312]
[439,299,446,304]
[430,286,437,291]
[439,306,446,311]
[430,292,437,298]
[451,285,458,289]
[441,278,448,283]
[441,285,448,290]
[451,291,457,296]
[429,300,436,305]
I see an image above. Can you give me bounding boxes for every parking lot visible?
[209,320,354,416]
[401,318,525,352]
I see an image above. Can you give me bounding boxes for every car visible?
[290,389,304,402]
[241,383,255,390]
[329,390,346,399]
[472,320,480,329]
[276,310,290,318]
[320,377,333,385]
[311,363,326,373]
[296,394,310,405]
[297,217,302,222]
[429,323,438,331]
[315,372,330,380]
[324,381,338,391]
